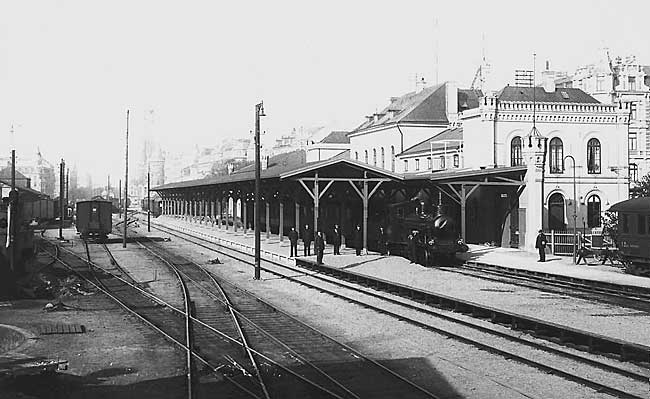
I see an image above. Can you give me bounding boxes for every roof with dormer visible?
[350,83,481,134]
[399,127,463,157]
[498,86,600,103]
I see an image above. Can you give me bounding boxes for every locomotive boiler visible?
[385,194,468,266]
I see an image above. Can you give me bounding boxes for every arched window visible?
[381,147,385,168]
[391,146,395,172]
[453,154,460,168]
[549,137,564,174]
[587,195,601,227]
[439,155,446,169]
[511,137,523,166]
[587,138,601,174]
[364,150,368,164]
[355,151,358,161]
[373,148,377,166]
[629,163,639,182]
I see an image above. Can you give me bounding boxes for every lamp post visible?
[254,101,266,280]
[564,155,577,264]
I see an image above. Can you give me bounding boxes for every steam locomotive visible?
[385,194,468,266]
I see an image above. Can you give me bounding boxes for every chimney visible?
[445,81,458,123]
[542,60,556,93]
[415,76,427,93]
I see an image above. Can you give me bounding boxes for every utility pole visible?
[147,164,151,232]
[254,101,265,280]
[123,110,129,248]
[65,168,69,209]
[9,147,16,273]
[59,159,65,240]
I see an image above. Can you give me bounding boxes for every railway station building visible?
[153,79,631,255]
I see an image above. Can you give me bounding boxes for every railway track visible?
[439,262,650,310]
[138,218,650,399]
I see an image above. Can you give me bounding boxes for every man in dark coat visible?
[352,225,363,256]
[377,227,387,255]
[303,224,313,256]
[332,224,342,255]
[288,227,299,257]
[407,231,416,263]
[535,229,548,262]
[315,231,325,265]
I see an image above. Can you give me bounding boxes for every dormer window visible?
[560,91,569,100]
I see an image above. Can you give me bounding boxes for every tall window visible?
[355,151,358,161]
[415,158,420,171]
[629,76,636,91]
[511,137,523,166]
[403,159,408,172]
[587,138,601,174]
[373,149,377,166]
[587,195,601,228]
[427,157,432,170]
[439,155,446,169]
[629,132,638,151]
[453,154,460,168]
[596,76,604,91]
[629,163,639,182]
[391,146,395,172]
[364,150,368,164]
[381,147,385,169]
[549,137,564,174]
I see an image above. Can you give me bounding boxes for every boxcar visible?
[609,197,650,276]
[76,200,113,238]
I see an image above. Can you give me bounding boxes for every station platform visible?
[150,215,650,290]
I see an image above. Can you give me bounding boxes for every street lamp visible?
[564,155,577,264]
[254,101,266,280]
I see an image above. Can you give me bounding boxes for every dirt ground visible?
[0,242,186,399]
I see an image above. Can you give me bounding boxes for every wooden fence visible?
[544,229,613,256]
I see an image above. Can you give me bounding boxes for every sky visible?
[2,0,650,184]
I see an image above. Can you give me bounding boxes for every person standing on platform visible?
[535,229,547,262]
[352,224,363,256]
[576,232,589,265]
[407,231,416,263]
[315,231,325,265]
[288,227,299,257]
[332,224,342,255]
[303,224,313,256]
[377,227,387,255]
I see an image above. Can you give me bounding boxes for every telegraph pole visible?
[118,179,122,213]
[9,148,16,273]
[254,101,265,280]
[59,159,65,240]
[123,110,129,248]
[147,164,151,232]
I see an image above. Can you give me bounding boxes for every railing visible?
[545,229,613,255]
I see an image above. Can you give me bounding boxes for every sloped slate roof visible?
[153,149,308,190]
[320,131,350,144]
[0,166,29,181]
[352,83,448,132]
[399,127,462,156]
[498,86,600,103]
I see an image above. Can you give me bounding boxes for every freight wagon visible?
[76,200,112,239]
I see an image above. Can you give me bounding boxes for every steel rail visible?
[136,238,363,399]
[453,263,650,303]
[71,235,354,399]
[40,240,263,399]
[142,220,650,399]
[132,239,272,399]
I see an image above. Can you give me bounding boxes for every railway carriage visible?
[609,197,650,276]
[76,200,113,239]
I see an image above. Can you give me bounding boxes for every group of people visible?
[287,224,388,265]
[535,229,616,265]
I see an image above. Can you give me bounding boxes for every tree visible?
[601,210,619,246]
[630,174,650,198]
